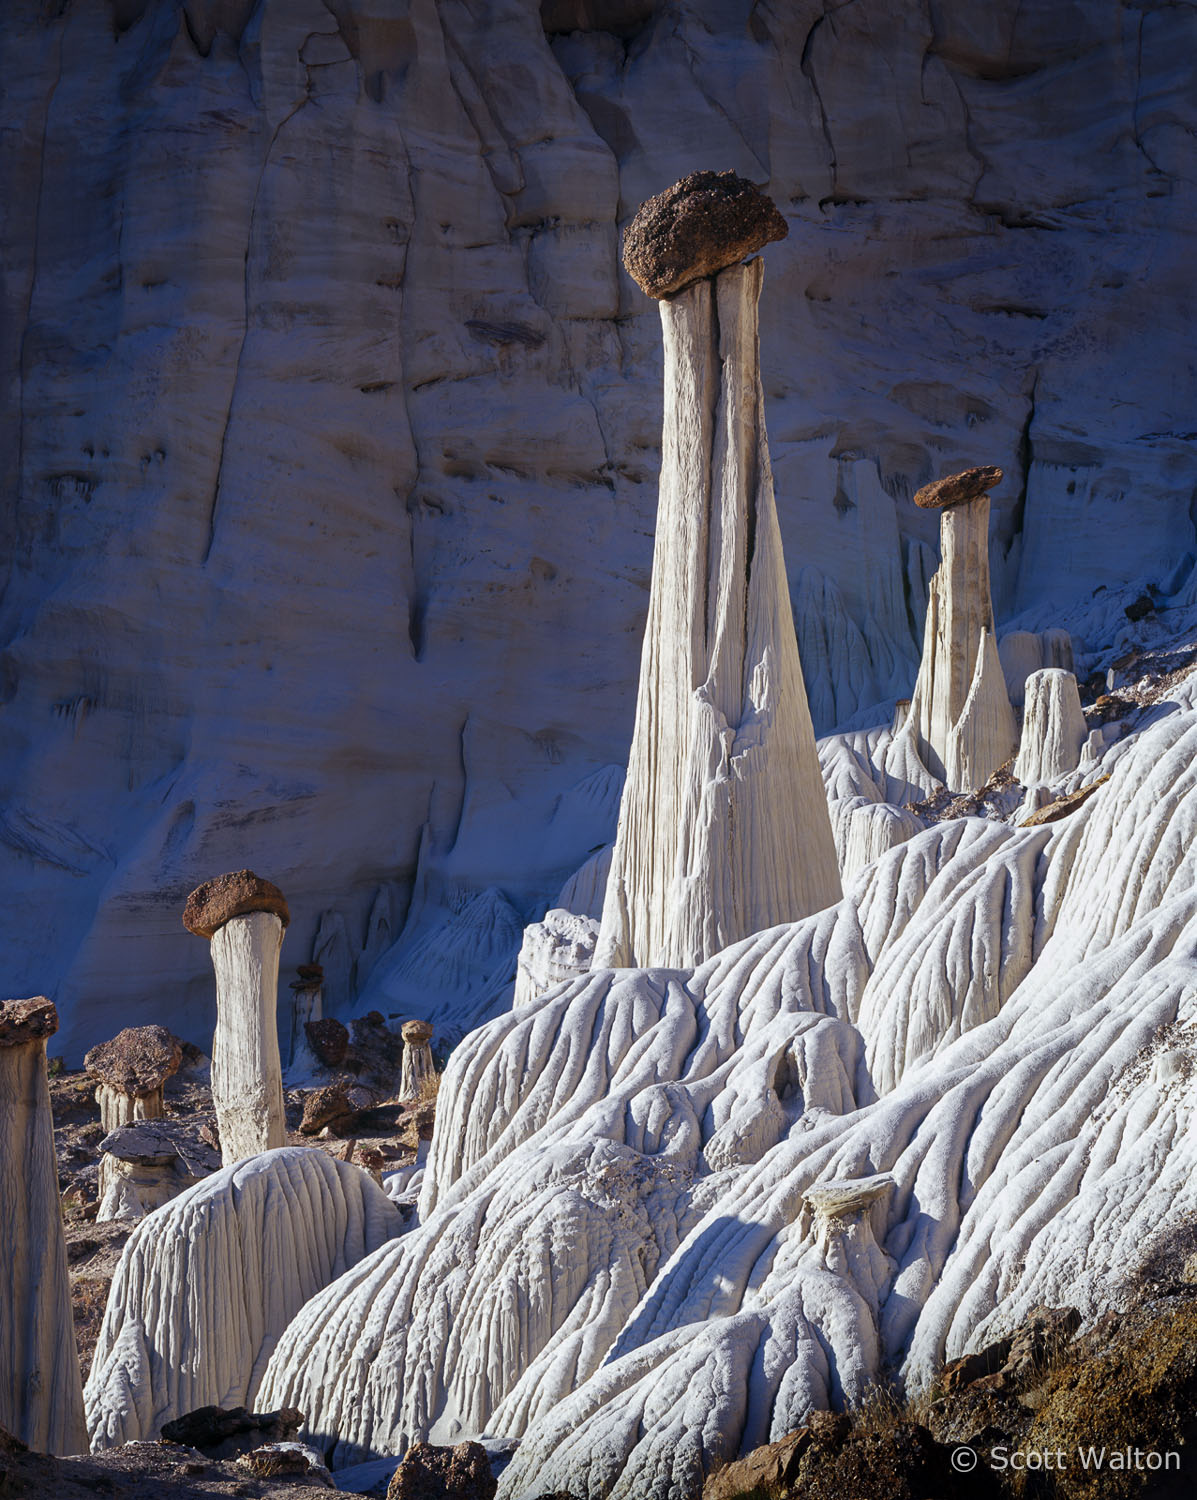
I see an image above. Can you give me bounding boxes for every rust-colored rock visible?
[84,1025,183,1096]
[912,465,1003,510]
[299,1079,379,1136]
[621,170,788,299]
[182,870,290,939]
[1023,774,1110,826]
[387,1441,496,1500]
[304,1016,348,1068]
[0,997,57,1047]
[401,1019,434,1045]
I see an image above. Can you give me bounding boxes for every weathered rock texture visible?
[96,1117,220,1222]
[594,259,841,968]
[621,170,789,299]
[184,872,290,942]
[5,0,1195,1055]
[86,1023,184,1212]
[85,1147,403,1448]
[0,998,87,1455]
[1014,668,1088,786]
[189,894,287,1165]
[252,676,1197,1496]
[399,1019,435,1100]
[905,485,1018,791]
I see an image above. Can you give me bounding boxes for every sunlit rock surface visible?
[246,668,1197,1497]
[3,0,1196,1052]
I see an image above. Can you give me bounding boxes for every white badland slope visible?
[4,0,1196,1055]
[85,1147,403,1448]
[219,664,1197,1496]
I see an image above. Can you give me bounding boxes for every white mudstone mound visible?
[85,1147,403,1450]
[1015,668,1088,786]
[999,628,1076,707]
[594,260,840,971]
[252,689,1197,1498]
[513,908,600,1009]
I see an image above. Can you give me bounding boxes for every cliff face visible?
[2,0,1195,1055]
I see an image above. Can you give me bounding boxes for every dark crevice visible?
[1006,372,1039,558]
[203,89,311,564]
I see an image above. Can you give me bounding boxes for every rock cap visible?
[85,1024,183,1095]
[0,997,58,1048]
[183,870,290,939]
[401,1019,434,1046]
[913,465,1002,510]
[804,1173,895,1220]
[622,169,788,300]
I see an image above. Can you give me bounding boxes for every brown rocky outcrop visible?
[387,1440,496,1500]
[621,170,788,299]
[299,1078,380,1136]
[84,1024,182,1098]
[913,465,1003,510]
[0,996,58,1046]
[183,870,291,940]
[160,1404,305,1461]
[304,1017,349,1068]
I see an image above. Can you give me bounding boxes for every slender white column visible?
[0,997,87,1455]
[595,259,841,970]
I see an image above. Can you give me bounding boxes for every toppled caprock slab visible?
[621,169,788,298]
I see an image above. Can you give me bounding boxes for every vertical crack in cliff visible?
[203,87,312,566]
[1131,9,1167,183]
[1007,371,1039,557]
[800,11,837,201]
[11,17,67,601]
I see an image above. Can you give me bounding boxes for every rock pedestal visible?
[185,872,289,1166]
[0,998,87,1455]
[399,1019,436,1101]
[906,469,1018,791]
[595,249,841,970]
[85,1024,183,1215]
[1015,668,1088,785]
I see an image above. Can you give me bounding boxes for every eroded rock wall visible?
[3,0,1195,1053]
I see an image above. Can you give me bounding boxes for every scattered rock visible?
[387,1440,496,1500]
[183,870,291,939]
[621,170,788,299]
[238,1442,334,1487]
[161,1405,305,1461]
[349,1011,405,1080]
[1022,775,1110,826]
[912,465,1003,510]
[300,1079,381,1136]
[304,1017,349,1068]
[1125,593,1155,622]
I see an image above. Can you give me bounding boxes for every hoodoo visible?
[184,870,289,1165]
[0,997,87,1455]
[399,1018,435,1100]
[906,466,1018,791]
[86,1024,183,1216]
[595,175,841,969]
[1015,668,1088,786]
